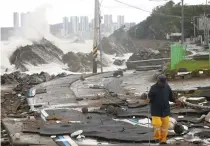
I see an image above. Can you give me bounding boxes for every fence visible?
[170,44,185,69]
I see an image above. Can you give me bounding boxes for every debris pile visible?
[1,71,68,119]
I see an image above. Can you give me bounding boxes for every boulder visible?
[62,52,93,72]
[82,107,88,114]
[39,72,51,82]
[106,105,115,114]
[174,123,185,135]
[140,93,147,100]
[9,38,64,72]
[56,72,67,78]
[113,59,125,66]
[113,70,123,77]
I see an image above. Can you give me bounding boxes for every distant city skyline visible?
[11,12,135,37]
[0,0,205,27]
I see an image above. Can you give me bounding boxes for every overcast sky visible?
[0,0,207,27]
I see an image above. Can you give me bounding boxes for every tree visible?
[128,1,210,40]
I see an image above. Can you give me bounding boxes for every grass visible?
[174,59,210,71]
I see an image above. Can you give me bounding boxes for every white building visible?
[80,16,89,32]
[20,13,26,28]
[13,12,19,28]
[104,15,112,32]
[117,15,124,29]
[63,17,69,36]
[70,16,79,33]
[21,12,31,29]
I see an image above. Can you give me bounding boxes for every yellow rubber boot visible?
[152,116,162,141]
[160,116,169,143]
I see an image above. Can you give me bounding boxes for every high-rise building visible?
[104,15,112,32]
[13,12,19,28]
[80,16,89,32]
[117,15,124,29]
[20,13,26,28]
[21,12,31,28]
[63,17,69,36]
[70,16,79,33]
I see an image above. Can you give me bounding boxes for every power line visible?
[112,0,182,18]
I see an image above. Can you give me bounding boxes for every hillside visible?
[128,1,210,40]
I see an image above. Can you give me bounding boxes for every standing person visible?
[146,75,182,144]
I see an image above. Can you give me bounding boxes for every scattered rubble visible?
[1,71,67,119]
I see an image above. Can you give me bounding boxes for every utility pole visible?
[93,0,99,73]
[99,6,103,73]
[181,0,184,44]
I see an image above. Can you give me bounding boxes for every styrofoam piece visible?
[14,133,20,140]
[169,117,177,130]
[71,130,83,138]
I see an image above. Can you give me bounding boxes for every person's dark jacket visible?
[148,83,175,117]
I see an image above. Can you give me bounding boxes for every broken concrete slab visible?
[2,118,58,146]
[194,131,210,139]
[36,122,154,143]
[35,88,47,94]
[186,97,206,104]
[205,112,210,123]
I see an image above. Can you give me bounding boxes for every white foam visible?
[1,5,133,75]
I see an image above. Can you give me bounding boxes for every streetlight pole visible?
[193,17,196,38]
[181,0,184,44]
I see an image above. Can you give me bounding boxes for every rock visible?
[80,75,85,81]
[82,107,88,114]
[106,105,115,114]
[28,75,43,85]
[113,59,125,66]
[174,123,185,135]
[140,93,147,100]
[62,52,95,72]
[39,72,51,82]
[113,70,123,77]
[56,72,67,78]
[110,92,118,97]
[9,38,64,72]
[183,74,192,80]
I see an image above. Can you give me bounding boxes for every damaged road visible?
[2,71,210,146]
